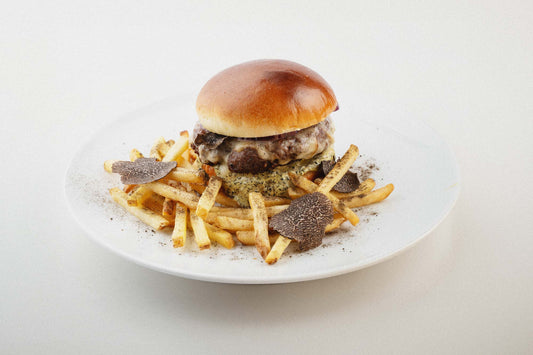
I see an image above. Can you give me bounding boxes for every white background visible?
[1,1,532,354]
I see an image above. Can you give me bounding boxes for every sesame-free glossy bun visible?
[196,59,337,137]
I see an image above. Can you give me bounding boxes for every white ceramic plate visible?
[65,93,459,284]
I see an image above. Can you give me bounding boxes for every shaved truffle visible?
[112,158,177,184]
[269,192,334,251]
[322,160,360,193]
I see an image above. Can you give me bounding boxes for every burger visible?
[190,59,338,206]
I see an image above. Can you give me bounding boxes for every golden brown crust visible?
[196,59,337,137]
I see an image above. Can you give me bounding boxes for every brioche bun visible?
[196,59,337,137]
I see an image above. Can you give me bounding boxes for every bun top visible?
[196,59,337,137]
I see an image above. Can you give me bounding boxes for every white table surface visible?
[1,1,532,354]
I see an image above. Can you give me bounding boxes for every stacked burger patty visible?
[191,117,334,174]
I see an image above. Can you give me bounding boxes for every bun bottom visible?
[214,147,335,207]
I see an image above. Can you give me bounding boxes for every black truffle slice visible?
[269,192,334,251]
[322,160,360,193]
[112,158,177,184]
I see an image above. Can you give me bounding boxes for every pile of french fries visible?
[104,131,394,265]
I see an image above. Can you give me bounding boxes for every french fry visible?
[142,194,164,214]
[162,198,176,218]
[142,194,174,226]
[162,134,189,162]
[269,234,282,245]
[235,217,345,244]
[235,231,279,246]
[316,176,376,199]
[163,180,180,218]
[161,179,177,219]
[178,151,189,167]
[147,193,165,204]
[289,172,359,226]
[331,199,359,226]
[287,186,306,199]
[213,190,240,208]
[123,184,136,194]
[189,211,211,250]
[205,223,235,249]
[150,136,166,161]
[190,183,240,207]
[329,178,376,199]
[103,160,116,173]
[144,181,199,209]
[109,188,170,230]
[208,204,289,220]
[182,146,197,166]
[325,215,347,233]
[157,140,174,158]
[196,176,222,219]
[235,230,256,245]
[127,186,153,207]
[263,196,292,207]
[214,215,254,231]
[317,144,359,194]
[249,192,271,259]
[129,149,144,161]
[179,156,194,169]
[206,207,250,220]
[188,146,198,161]
[302,170,319,181]
[192,158,203,170]
[172,203,188,247]
[166,180,179,188]
[343,184,395,208]
[167,168,206,184]
[176,132,189,166]
[265,234,291,265]
[289,172,318,193]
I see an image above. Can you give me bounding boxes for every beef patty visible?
[190,117,334,174]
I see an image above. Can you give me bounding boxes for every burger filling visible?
[191,117,335,174]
